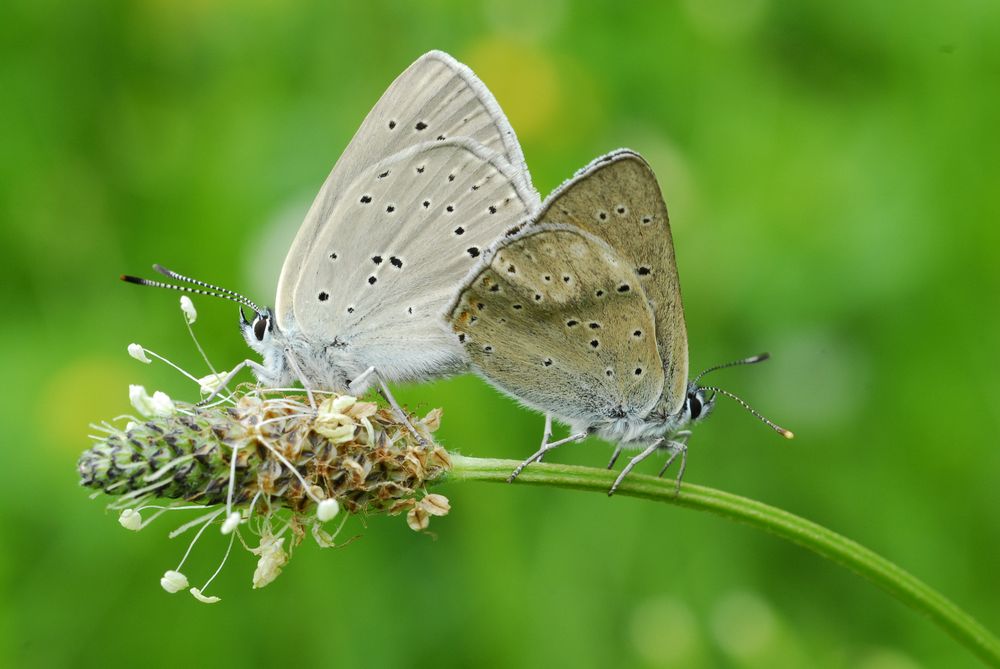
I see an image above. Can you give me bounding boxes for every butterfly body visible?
[449,150,732,488]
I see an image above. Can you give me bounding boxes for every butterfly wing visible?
[526,150,689,414]
[292,138,538,383]
[276,50,535,328]
[449,225,664,428]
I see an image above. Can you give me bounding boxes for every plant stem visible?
[447,455,1000,667]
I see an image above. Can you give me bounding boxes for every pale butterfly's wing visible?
[294,138,538,383]
[448,225,664,428]
[276,50,536,330]
[524,150,689,415]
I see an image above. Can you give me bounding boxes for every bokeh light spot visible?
[39,357,133,454]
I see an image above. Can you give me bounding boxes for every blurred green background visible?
[2,1,998,667]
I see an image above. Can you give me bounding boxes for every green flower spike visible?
[80,387,451,601]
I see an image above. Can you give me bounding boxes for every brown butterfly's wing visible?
[448,225,664,428]
[529,150,688,414]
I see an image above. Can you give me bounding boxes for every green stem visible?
[446,455,1000,667]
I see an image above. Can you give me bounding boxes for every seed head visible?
[80,385,451,599]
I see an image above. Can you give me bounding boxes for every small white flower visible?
[317,498,339,522]
[118,509,143,531]
[198,371,229,395]
[124,421,138,432]
[251,534,287,589]
[129,385,176,417]
[189,587,221,604]
[160,569,189,593]
[180,296,197,324]
[127,343,151,364]
[316,398,352,426]
[314,423,356,444]
[221,512,240,535]
[330,395,357,413]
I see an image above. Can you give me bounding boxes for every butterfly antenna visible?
[692,352,770,386]
[152,265,260,310]
[701,385,794,439]
[121,266,262,313]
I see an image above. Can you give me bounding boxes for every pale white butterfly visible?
[124,51,540,411]
[448,150,791,493]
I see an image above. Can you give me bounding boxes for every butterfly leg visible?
[535,414,553,463]
[656,438,689,495]
[606,447,623,469]
[283,348,316,409]
[608,438,665,496]
[507,430,588,483]
[352,366,426,445]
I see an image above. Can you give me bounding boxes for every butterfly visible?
[448,150,791,493]
[124,51,540,413]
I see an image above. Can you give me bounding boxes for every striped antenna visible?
[701,385,794,439]
[121,265,262,314]
[692,352,770,385]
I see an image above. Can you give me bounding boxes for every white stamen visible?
[169,509,224,539]
[180,296,197,324]
[317,498,339,522]
[118,508,143,531]
[221,512,240,535]
[198,371,229,395]
[128,343,152,364]
[190,532,235,603]
[161,510,223,597]
[331,395,357,413]
[133,503,208,530]
[315,423,356,443]
[189,587,221,604]
[160,570,188,593]
[129,385,176,418]
[141,349,203,385]
[225,443,240,520]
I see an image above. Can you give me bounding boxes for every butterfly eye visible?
[253,315,269,342]
[689,394,703,420]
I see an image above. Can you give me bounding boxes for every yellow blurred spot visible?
[464,39,561,144]
[782,429,795,439]
[710,591,779,659]
[857,648,923,669]
[39,358,133,454]
[682,0,769,38]
[483,0,568,41]
[139,0,285,33]
[629,596,702,665]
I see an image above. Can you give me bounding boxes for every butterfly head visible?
[683,384,715,425]
[240,305,276,349]
[238,304,300,386]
